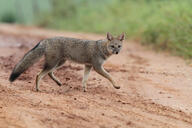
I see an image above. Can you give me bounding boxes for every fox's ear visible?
[107,32,113,41]
[118,32,125,41]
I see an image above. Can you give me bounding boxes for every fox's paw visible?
[83,87,87,92]
[57,82,62,86]
[114,86,120,89]
[36,88,39,92]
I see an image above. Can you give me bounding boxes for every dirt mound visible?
[0,24,192,128]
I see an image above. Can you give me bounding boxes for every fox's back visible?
[43,37,97,64]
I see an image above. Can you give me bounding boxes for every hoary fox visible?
[9,32,125,92]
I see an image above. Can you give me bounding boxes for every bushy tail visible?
[9,42,45,82]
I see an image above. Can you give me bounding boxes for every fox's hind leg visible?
[56,58,66,69]
[82,65,92,92]
[48,72,62,86]
[36,68,52,91]
[48,59,66,86]
[36,59,60,91]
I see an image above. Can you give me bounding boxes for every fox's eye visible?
[118,45,121,48]
[111,45,115,48]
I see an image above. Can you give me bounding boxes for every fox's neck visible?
[97,40,111,59]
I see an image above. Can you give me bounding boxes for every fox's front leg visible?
[82,65,92,92]
[93,63,120,89]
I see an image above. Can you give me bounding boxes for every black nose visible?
[116,52,119,54]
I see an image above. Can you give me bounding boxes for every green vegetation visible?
[0,0,51,24]
[1,0,192,58]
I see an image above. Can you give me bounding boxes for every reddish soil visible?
[0,24,192,128]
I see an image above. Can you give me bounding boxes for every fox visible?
[9,32,125,92]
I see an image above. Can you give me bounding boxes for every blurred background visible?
[0,0,192,58]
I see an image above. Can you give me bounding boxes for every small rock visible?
[92,77,96,80]
[66,77,70,81]
[126,121,132,125]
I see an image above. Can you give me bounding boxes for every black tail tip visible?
[9,73,20,82]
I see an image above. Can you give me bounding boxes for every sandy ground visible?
[0,24,192,128]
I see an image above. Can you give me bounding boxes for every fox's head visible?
[106,32,125,55]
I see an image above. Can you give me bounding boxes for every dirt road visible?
[0,24,192,128]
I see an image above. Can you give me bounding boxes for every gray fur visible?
[9,33,125,91]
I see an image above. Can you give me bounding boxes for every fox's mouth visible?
[112,51,119,54]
